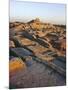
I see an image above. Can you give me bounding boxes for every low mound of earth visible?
[9,19,66,88]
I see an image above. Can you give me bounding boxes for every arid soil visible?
[9,18,66,89]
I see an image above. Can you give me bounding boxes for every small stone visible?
[9,40,15,48]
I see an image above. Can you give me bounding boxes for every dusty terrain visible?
[9,18,66,89]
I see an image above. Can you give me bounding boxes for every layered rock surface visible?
[9,18,66,89]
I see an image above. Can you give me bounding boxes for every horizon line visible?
[9,18,66,25]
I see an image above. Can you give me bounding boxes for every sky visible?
[10,0,66,25]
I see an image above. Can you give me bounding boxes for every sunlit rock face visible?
[9,18,66,88]
[9,58,26,73]
[28,18,43,30]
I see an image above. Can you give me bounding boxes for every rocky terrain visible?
[9,18,66,89]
